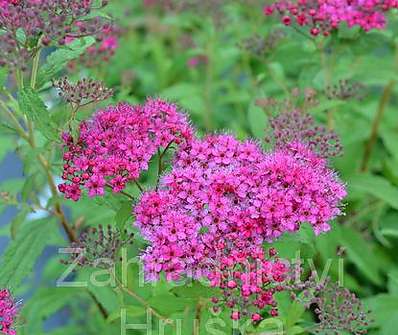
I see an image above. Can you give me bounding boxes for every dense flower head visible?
[209,247,289,322]
[266,110,343,158]
[0,0,109,69]
[264,0,398,36]
[0,289,18,335]
[135,132,346,317]
[59,99,193,201]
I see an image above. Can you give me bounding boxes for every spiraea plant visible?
[0,1,396,335]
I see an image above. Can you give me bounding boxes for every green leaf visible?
[340,226,383,286]
[0,135,13,162]
[248,100,268,139]
[0,67,8,88]
[0,218,60,288]
[115,200,133,230]
[147,294,194,315]
[366,294,398,335]
[107,306,146,323]
[171,281,213,299]
[10,207,29,239]
[381,128,398,160]
[37,36,95,88]
[21,174,36,202]
[20,288,83,335]
[18,88,58,140]
[349,174,398,210]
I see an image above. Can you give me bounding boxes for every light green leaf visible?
[107,306,146,323]
[0,67,8,88]
[20,288,83,335]
[115,200,133,230]
[247,100,268,139]
[18,88,58,140]
[37,36,95,87]
[0,135,13,162]
[0,218,61,288]
[147,294,194,315]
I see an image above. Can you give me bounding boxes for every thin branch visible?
[360,80,395,172]
[105,183,135,201]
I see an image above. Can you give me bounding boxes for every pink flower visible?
[59,99,193,201]
[134,130,346,320]
[264,0,398,36]
[0,289,18,335]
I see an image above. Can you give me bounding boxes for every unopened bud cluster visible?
[290,274,371,334]
[61,225,134,269]
[53,77,113,108]
[326,79,366,101]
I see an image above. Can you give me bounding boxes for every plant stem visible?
[193,299,204,335]
[318,41,334,129]
[360,79,395,172]
[156,141,173,190]
[22,47,108,318]
[105,184,135,200]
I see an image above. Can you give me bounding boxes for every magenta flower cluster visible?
[0,289,17,335]
[264,0,398,36]
[135,134,345,275]
[59,99,193,201]
[208,247,288,321]
[59,97,346,321]
[135,129,345,319]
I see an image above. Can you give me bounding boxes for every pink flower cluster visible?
[209,247,288,321]
[135,132,346,319]
[59,99,193,201]
[81,24,120,67]
[264,0,398,36]
[0,289,17,335]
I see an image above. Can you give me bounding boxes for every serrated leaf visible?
[37,37,95,87]
[0,218,60,288]
[18,88,58,140]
